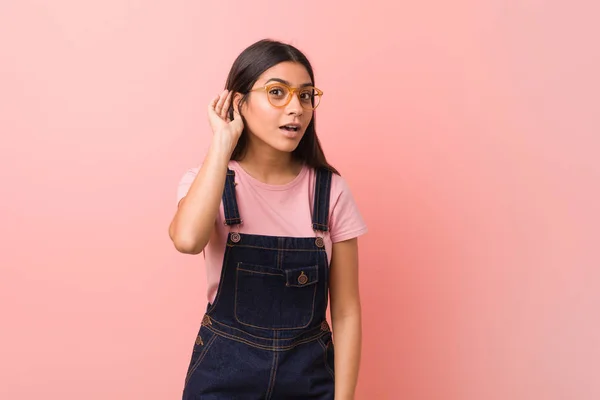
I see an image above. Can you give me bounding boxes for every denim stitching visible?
[184,333,218,387]
[207,248,232,314]
[277,238,282,269]
[317,336,327,350]
[313,169,321,229]
[222,172,241,225]
[265,351,277,399]
[324,341,335,379]
[231,178,241,222]
[226,243,324,252]
[208,316,325,341]
[204,324,326,351]
[234,273,318,330]
[238,268,283,277]
[284,265,319,287]
[265,331,279,399]
[222,175,232,223]
[227,170,241,221]
[237,262,284,275]
[322,169,331,230]
[317,337,335,379]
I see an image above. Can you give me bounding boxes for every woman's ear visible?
[228,92,243,121]
[232,93,243,115]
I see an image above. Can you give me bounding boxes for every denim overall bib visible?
[182,167,335,399]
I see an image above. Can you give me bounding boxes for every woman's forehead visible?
[257,61,312,86]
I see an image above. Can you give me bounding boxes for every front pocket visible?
[324,339,335,378]
[184,327,217,387]
[318,335,335,379]
[235,262,319,329]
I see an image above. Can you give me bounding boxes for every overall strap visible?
[311,167,333,232]
[222,169,242,225]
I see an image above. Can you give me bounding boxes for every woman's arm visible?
[168,144,230,254]
[329,237,362,400]
[168,90,243,254]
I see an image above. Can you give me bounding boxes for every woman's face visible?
[237,61,315,154]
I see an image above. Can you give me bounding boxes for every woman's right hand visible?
[208,90,244,157]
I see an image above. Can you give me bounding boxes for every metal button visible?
[231,232,241,243]
[298,271,308,285]
[315,237,324,248]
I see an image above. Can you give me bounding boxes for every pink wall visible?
[1,1,598,399]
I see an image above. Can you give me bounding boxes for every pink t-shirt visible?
[177,160,368,304]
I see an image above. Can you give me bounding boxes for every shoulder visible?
[306,166,354,199]
[176,162,239,204]
[330,171,352,197]
[319,168,368,243]
[178,161,239,184]
[315,168,354,205]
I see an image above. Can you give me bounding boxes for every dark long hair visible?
[225,39,339,175]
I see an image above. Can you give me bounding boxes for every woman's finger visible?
[215,90,228,115]
[208,94,220,115]
[221,91,233,119]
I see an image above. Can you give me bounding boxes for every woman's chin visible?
[272,133,304,152]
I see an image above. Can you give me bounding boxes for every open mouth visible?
[280,124,300,132]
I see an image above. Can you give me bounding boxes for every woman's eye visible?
[300,91,313,101]
[268,87,286,97]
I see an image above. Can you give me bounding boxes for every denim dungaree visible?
[182,167,335,399]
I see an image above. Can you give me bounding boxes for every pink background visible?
[1,1,599,399]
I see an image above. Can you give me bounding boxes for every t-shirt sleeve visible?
[328,174,368,243]
[176,167,200,206]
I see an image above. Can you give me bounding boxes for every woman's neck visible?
[237,142,302,185]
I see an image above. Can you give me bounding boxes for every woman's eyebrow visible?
[264,78,313,87]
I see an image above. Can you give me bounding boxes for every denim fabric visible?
[182,168,335,399]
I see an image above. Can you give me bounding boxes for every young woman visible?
[169,39,367,399]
